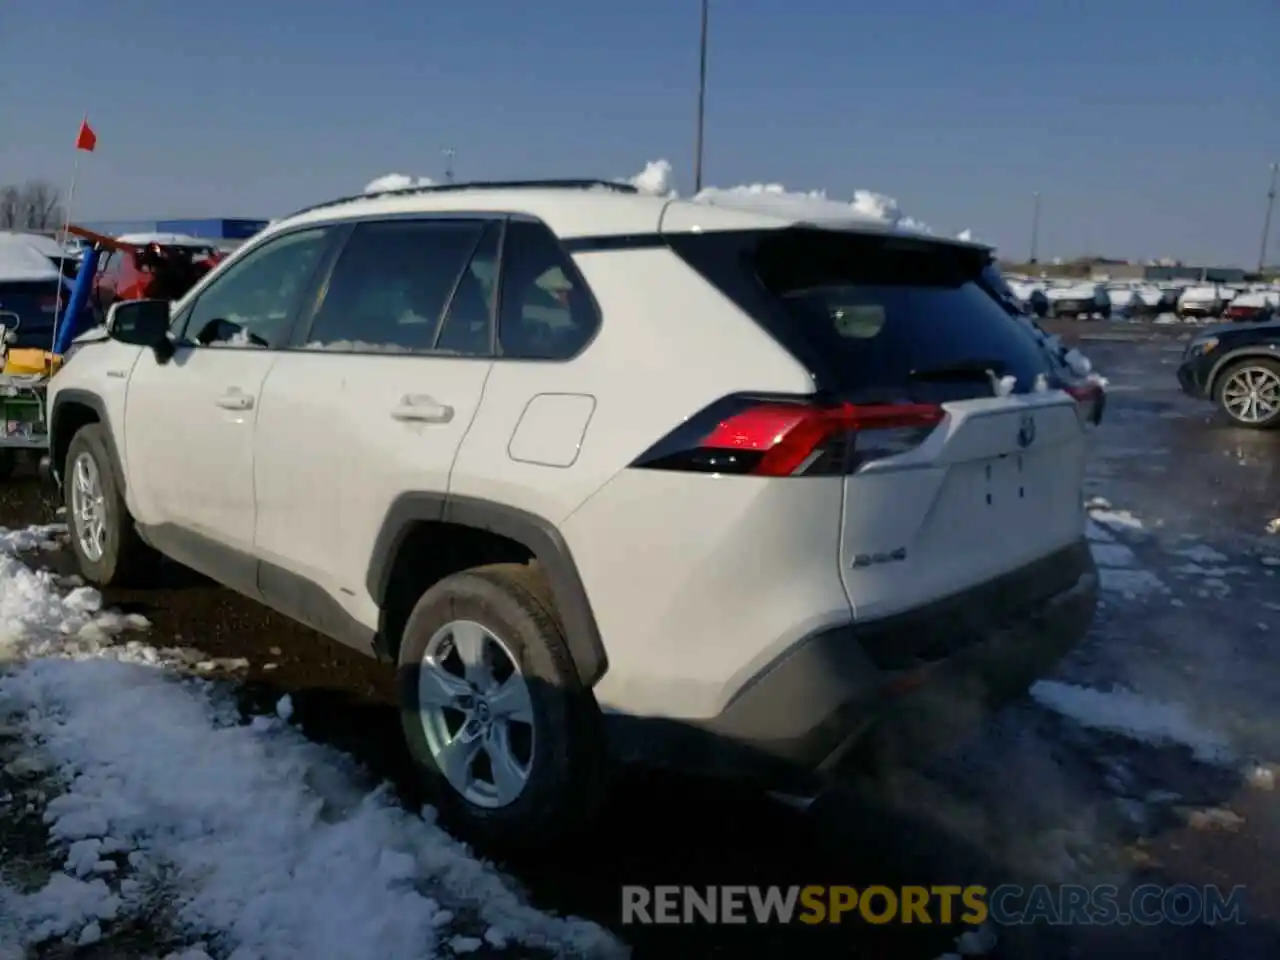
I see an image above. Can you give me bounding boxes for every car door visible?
[123,225,337,594]
[253,216,499,637]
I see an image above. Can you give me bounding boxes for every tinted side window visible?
[304,219,490,354]
[181,227,331,349]
[434,222,500,356]
[496,220,598,360]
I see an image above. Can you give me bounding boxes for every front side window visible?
[180,227,331,348]
[304,218,496,355]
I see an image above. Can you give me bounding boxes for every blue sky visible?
[2,0,1276,264]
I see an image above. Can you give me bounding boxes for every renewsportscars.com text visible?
[621,883,1247,926]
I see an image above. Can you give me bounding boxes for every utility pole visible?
[442,147,456,184]
[693,0,709,193]
[1259,162,1277,274]
[1029,191,1042,264]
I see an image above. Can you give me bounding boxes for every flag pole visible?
[51,123,86,354]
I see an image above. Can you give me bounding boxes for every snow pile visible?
[364,173,435,194]
[690,181,935,233]
[0,527,624,959]
[626,159,675,197]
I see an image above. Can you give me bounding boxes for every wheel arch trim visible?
[367,492,608,688]
[1206,345,1280,398]
[48,389,126,497]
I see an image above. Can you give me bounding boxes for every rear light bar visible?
[631,394,946,477]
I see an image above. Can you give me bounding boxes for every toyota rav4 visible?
[43,179,1099,847]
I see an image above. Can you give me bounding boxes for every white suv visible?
[42,179,1098,847]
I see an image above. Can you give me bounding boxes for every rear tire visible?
[1214,357,1280,430]
[397,562,607,850]
[64,424,160,586]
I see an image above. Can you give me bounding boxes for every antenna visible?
[442,147,456,184]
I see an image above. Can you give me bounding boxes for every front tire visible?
[397,563,607,849]
[1215,357,1280,430]
[64,424,160,585]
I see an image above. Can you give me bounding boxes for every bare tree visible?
[0,186,21,230]
[0,180,66,231]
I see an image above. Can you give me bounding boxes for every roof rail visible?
[285,178,640,220]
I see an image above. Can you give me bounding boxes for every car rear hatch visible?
[667,225,1089,623]
[0,279,64,350]
[759,229,1089,619]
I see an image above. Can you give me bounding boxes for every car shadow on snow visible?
[230,662,1278,960]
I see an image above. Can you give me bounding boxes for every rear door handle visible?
[390,395,453,423]
[215,390,254,411]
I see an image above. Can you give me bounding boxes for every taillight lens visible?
[1064,382,1103,425]
[631,395,946,476]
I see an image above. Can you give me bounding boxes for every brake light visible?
[39,295,60,313]
[631,395,945,476]
[1064,382,1103,425]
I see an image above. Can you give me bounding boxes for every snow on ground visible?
[1030,681,1231,765]
[0,528,624,959]
[1085,499,1167,598]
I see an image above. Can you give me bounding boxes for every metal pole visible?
[1028,191,1042,264]
[693,0,709,193]
[1258,162,1277,274]
[442,148,456,184]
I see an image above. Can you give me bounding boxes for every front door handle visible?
[215,390,254,411]
[390,395,453,423]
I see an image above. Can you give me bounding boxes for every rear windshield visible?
[673,228,1054,402]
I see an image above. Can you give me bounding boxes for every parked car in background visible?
[1177,321,1280,428]
[0,238,70,351]
[0,231,81,281]
[1046,282,1109,319]
[1005,278,1050,318]
[1104,283,1141,319]
[91,233,223,317]
[1222,291,1277,323]
[1177,285,1227,319]
[981,263,1105,425]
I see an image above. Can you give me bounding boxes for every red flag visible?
[75,118,97,152]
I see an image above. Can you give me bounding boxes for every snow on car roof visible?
[0,230,66,260]
[0,237,62,282]
[115,232,213,248]
[337,159,986,247]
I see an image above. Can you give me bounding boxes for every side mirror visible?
[106,299,174,362]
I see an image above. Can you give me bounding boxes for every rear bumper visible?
[606,540,1098,790]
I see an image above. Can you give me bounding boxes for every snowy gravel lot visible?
[1,330,1279,959]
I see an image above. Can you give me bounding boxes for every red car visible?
[79,231,223,317]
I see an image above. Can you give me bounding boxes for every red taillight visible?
[1064,382,1104,425]
[39,295,60,313]
[632,395,945,476]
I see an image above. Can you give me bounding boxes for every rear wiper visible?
[908,359,1006,381]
